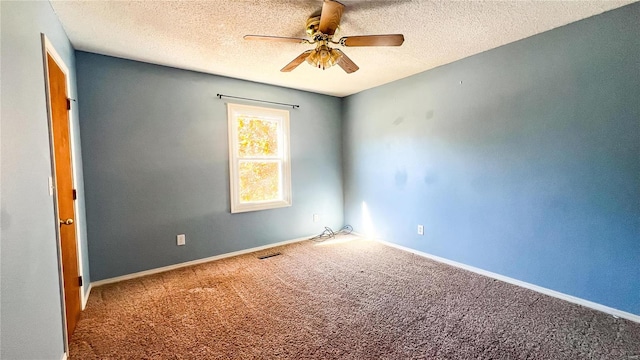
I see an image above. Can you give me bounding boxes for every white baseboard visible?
[81,283,92,310]
[91,235,312,288]
[355,233,640,323]
[61,352,68,360]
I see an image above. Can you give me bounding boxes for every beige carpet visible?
[70,236,640,359]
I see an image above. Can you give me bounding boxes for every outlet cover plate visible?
[177,234,186,246]
[417,225,424,235]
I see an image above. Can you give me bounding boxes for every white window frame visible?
[227,103,292,213]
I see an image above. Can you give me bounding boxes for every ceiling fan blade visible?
[335,49,359,74]
[281,50,313,72]
[244,35,309,44]
[340,34,405,47]
[318,0,344,36]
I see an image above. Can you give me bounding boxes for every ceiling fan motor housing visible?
[306,15,320,36]
[306,15,340,38]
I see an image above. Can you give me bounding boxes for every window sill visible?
[230,200,292,214]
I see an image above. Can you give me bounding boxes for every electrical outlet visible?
[177,234,186,246]
[313,214,320,223]
[417,225,424,235]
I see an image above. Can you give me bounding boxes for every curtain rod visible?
[217,94,299,109]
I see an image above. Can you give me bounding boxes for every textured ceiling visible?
[50,0,635,97]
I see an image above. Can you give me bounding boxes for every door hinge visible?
[66,98,71,110]
[78,276,83,287]
[72,189,77,200]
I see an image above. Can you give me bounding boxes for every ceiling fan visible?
[244,0,404,74]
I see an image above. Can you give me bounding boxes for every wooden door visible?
[47,53,81,338]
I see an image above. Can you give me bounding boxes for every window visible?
[227,103,291,213]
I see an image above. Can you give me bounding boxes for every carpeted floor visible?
[70,236,640,359]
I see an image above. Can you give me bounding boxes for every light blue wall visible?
[343,4,640,315]
[1,1,90,358]
[76,52,344,281]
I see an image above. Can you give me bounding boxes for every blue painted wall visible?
[343,4,640,315]
[1,1,90,358]
[76,52,344,281]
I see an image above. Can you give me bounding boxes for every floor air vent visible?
[257,252,282,260]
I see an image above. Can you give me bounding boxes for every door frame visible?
[41,33,86,351]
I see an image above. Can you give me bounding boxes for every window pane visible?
[239,160,281,203]
[237,117,279,157]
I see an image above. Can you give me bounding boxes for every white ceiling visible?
[50,0,635,97]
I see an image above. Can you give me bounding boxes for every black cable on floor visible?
[309,225,353,242]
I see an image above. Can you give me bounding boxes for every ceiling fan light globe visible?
[306,45,342,70]
[329,48,342,65]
